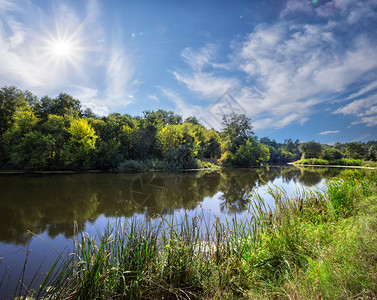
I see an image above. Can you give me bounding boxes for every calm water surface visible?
[0,166,344,296]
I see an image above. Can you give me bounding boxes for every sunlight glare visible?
[53,41,72,56]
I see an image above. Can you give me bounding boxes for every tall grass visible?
[4,170,377,299]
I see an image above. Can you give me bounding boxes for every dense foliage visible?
[0,86,269,171]
[1,86,376,171]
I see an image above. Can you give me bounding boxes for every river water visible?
[0,166,344,297]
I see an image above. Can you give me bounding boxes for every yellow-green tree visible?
[63,118,98,168]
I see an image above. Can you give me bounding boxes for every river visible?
[0,166,344,297]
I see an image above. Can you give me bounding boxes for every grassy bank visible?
[294,158,377,168]
[6,170,377,299]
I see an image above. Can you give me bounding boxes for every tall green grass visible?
[4,170,377,299]
[294,158,365,166]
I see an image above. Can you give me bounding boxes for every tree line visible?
[1,86,376,171]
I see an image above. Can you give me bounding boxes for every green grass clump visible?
[6,170,377,299]
[332,158,364,166]
[294,158,369,167]
[294,158,329,165]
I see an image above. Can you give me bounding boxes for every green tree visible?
[144,109,183,126]
[184,116,202,126]
[0,86,30,163]
[321,147,343,161]
[260,137,278,149]
[222,113,253,152]
[283,139,301,160]
[63,118,98,168]
[157,123,201,157]
[202,130,222,159]
[367,145,377,161]
[345,142,366,160]
[38,114,72,169]
[89,118,122,169]
[299,141,323,159]
[3,107,40,168]
[36,93,82,118]
[83,107,97,118]
[232,138,270,167]
[0,86,29,136]
[11,131,56,169]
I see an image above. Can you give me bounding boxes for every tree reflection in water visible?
[0,166,344,245]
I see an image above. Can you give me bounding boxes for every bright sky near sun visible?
[1,0,377,143]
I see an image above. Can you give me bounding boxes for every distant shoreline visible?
[290,162,377,170]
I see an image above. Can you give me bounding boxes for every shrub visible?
[162,144,199,171]
[117,159,164,172]
[332,158,363,166]
[117,159,145,172]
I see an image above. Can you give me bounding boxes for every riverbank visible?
[290,162,377,170]
[293,158,377,169]
[5,169,377,299]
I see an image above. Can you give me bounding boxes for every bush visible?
[197,160,219,169]
[332,158,363,166]
[218,150,235,167]
[117,159,163,172]
[117,160,145,172]
[162,144,199,171]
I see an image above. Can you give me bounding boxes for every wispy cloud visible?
[181,44,230,71]
[173,71,238,98]
[319,130,340,135]
[173,0,377,131]
[347,80,377,100]
[159,87,223,129]
[334,92,377,127]
[160,88,201,119]
[148,94,159,102]
[353,116,377,127]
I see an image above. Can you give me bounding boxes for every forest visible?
[1,85,376,171]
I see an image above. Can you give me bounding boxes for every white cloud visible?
[181,44,216,72]
[280,0,313,18]
[352,116,377,127]
[334,99,369,115]
[160,88,224,129]
[347,80,377,100]
[0,0,24,13]
[335,91,377,127]
[361,106,377,117]
[173,71,238,98]
[160,88,199,119]
[148,94,159,102]
[181,44,230,71]
[82,102,110,116]
[319,130,340,135]
[173,0,377,131]
[173,43,238,98]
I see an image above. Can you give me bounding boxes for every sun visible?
[53,41,72,56]
[43,34,84,69]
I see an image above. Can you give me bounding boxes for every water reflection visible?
[0,166,344,245]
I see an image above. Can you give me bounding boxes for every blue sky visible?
[1,0,377,143]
